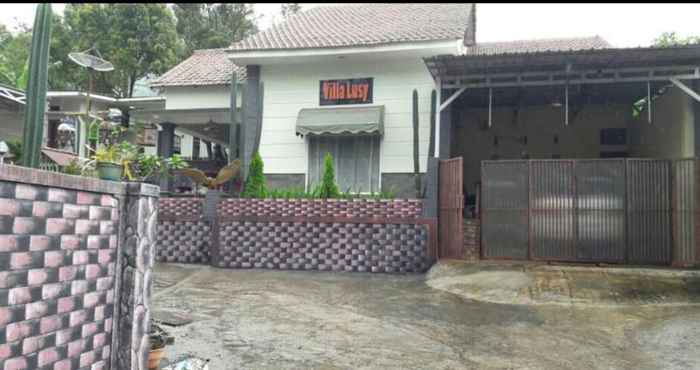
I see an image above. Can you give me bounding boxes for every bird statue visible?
[178,159,242,190]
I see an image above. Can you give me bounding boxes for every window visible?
[308,136,380,193]
[173,135,182,154]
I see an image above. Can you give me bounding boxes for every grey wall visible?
[381,173,425,199]
[265,174,306,190]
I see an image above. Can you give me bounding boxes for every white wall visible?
[259,58,438,175]
[162,86,237,110]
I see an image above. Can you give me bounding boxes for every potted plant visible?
[92,144,123,181]
[118,141,189,183]
[148,321,174,370]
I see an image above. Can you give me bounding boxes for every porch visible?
[425,44,700,266]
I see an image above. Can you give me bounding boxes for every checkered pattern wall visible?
[0,182,117,370]
[218,198,423,219]
[156,197,433,273]
[156,221,210,264]
[159,198,202,219]
[215,221,431,273]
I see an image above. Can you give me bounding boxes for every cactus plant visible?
[412,89,421,198]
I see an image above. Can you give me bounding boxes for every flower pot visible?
[96,162,123,181]
[148,347,166,370]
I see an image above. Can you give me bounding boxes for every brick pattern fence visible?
[157,194,436,273]
[0,165,158,370]
[463,218,481,261]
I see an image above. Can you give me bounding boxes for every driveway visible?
[152,262,700,370]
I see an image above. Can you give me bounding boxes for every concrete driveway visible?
[152,262,700,370]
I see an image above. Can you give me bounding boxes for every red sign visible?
[319,78,373,106]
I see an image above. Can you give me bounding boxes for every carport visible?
[424,45,700,266]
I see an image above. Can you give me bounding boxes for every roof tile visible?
[151,49,245,88]
[230,3,474,51]
[464,36,611,56]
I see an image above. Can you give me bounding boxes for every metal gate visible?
[481,158,693,265]
[439,157,464,258]
[481,160,529,259]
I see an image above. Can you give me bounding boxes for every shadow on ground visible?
[152,262,700,370]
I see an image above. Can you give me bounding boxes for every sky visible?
[1,3,700,47]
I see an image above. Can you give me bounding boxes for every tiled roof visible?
[151,49,245,88]
[464,36,612,56]
[230,3,475,51]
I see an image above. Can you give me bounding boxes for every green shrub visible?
[6,139,22,164]
[242,151,267,198]
[318,152,340,199]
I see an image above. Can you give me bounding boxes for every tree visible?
[0,16,72,90]
[0,26,31,88]
[173,3,258,57]
[60,4,183,97]
[318,153,340,199]
[280,3,301,19]
[242,151,267,198]
[653,32,700,47]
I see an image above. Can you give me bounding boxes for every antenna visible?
[67,46,114,153]
[68,46,114,72]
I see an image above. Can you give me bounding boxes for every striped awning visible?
[296,106,384,136]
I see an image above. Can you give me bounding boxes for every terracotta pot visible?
[148,347,166,370]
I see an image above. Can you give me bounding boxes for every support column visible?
[439,104,452,159]
[113,183,159,370]
[694,80,700,158]
[241,65,261,181]
[157,122,176,192]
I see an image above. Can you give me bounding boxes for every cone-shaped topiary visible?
[318,152,340,199]
[242,151,267,198]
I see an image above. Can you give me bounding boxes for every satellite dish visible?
[68,47,114,72]
[67,46,114,153]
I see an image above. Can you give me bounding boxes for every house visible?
[149,3,700,265]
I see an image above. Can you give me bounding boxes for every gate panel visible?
[627,160,671,264]
[672,159,696,264]
[481,161,529,259]
[530,160,576,260]
[439,157,464,259]
[575,160,626,261]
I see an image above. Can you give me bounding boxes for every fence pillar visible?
[113,183,160,370]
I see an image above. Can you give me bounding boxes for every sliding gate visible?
[481,159,696,265]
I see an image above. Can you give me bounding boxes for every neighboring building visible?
[0,85,164,162]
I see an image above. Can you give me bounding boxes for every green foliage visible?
[173,3,258,57]
[86,140,188,181]
[280,4,301,19]
[318,153,340,199]
[653,32,700,47]
[0,24,31,88]
[0,5,183,94]
[242,151,267,198]
[6,139,22,164]
[58,4,183,97]
[62,159,83,176]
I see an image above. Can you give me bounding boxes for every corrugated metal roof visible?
[426,44,700,76]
